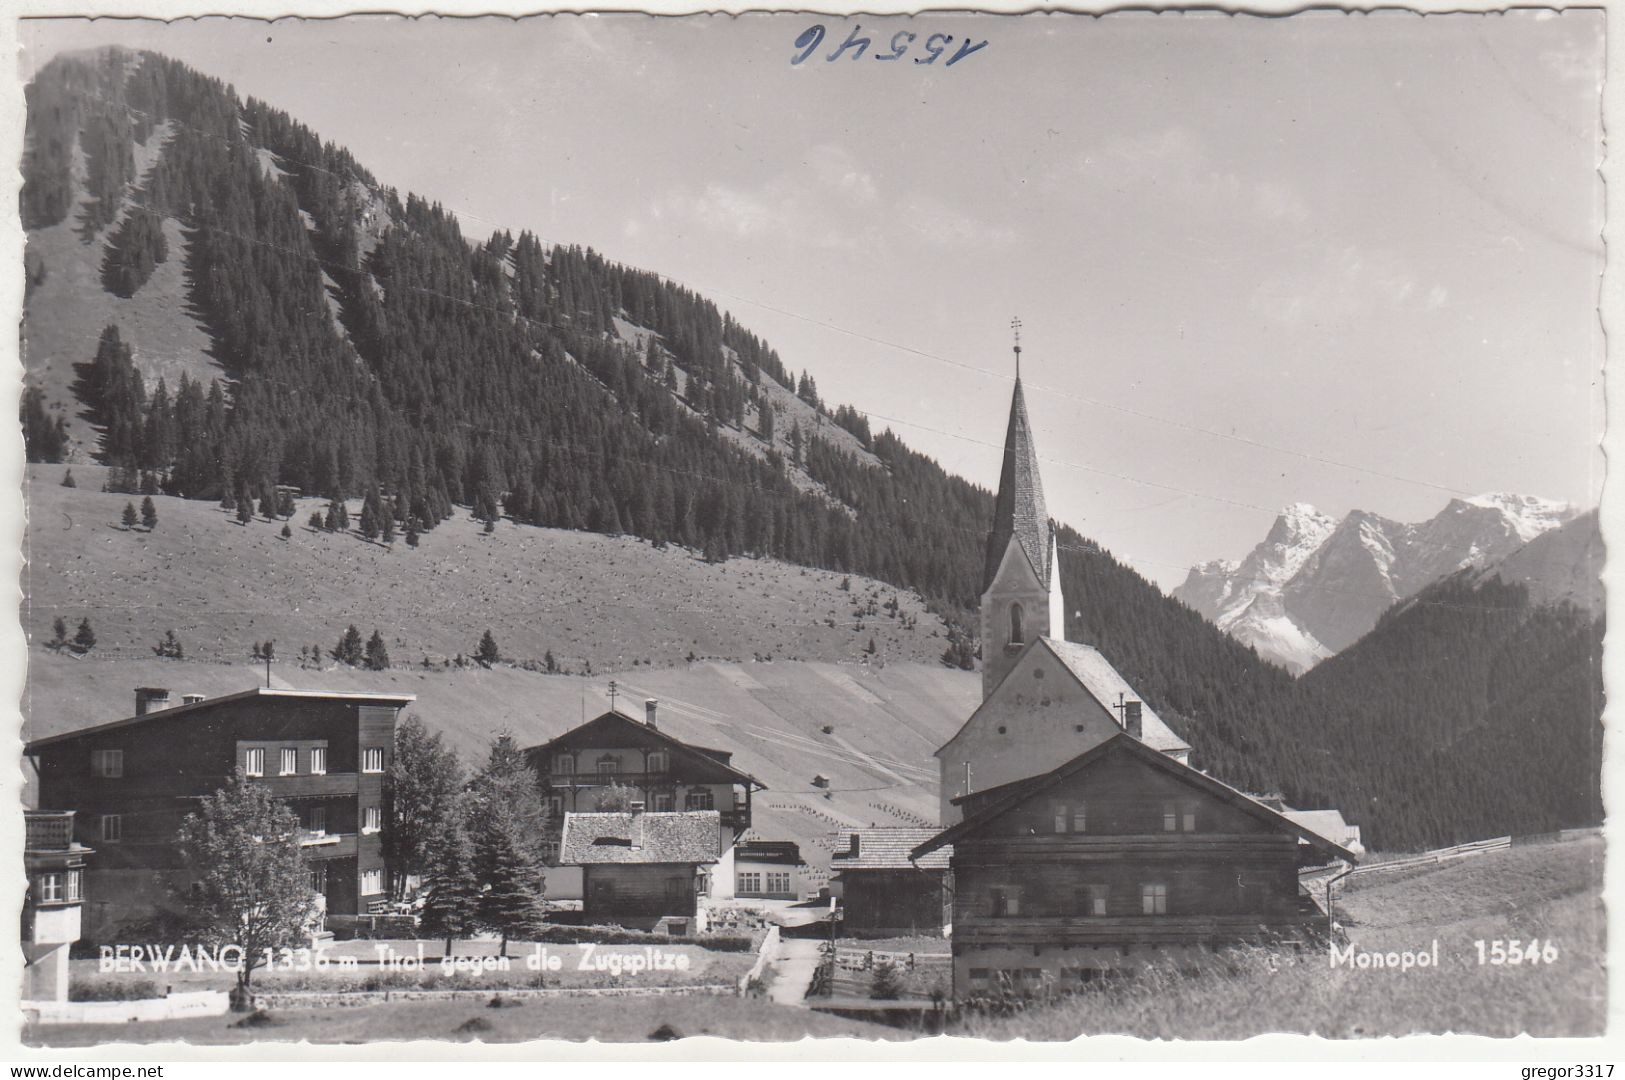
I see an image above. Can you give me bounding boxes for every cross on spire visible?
[1010,316,1023,380]
[608,680,619,711]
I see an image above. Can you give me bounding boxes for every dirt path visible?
[766,938,825,1006]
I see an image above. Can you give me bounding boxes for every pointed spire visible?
[983,365,1052,592]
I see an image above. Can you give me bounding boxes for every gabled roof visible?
[937,636,1189,758]
[24,687,417,752]
[524,711,764,789]
[914,733,1359,864]
[832,828,953,871]
[983,377,1052,592]
[1282,809,1362,850]
[559,811,721,866]
[1044,639,1189,754]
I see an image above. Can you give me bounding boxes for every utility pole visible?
[608,679,619,712]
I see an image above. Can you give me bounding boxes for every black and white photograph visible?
[8,5,1611,1054]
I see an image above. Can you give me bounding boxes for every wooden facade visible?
[25,687,412,941]
[839,870,952,937]
[583,864,701,923]
[916,733,1356,998]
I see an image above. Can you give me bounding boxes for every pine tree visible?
[154,629,183,660]
[280,522,292,540]
[475,629,500,668]
[61,469,75,488]
[418,791,481,954]
[469,734,549,955]
[308,511,324,531]
[121,502,138,530]
[334,624,364,666]
[73,618,96,653]
[236,498,253,526]
[140,495,157,531]
[49,617,68,649]
[365,629,390,671]
[405,522,419,548]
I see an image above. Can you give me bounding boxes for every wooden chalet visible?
[24,686,413,941]
[830,828,953,937]
[558,808,722,932]
[913,732,1358,998]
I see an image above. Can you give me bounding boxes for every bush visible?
[69,978,162,1002]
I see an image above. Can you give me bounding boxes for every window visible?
[653,792,674,812]
[552,754,574,775]
[685,789,714,811]
[280,748,298,776]
[308,807,327,836]
[309,747,327,775]
[968,968,991,987]
[65,870,81,902]
[595,754,619,778]
[363,806,381,834]
[1141,883,1168,915]
[991,886,1022,917]
[1079,884,1108,916]
[1163,801,1197,832]
[308,865,328,894]
[647,751,669,774]
[361,868,383,895]
[1009,603,1025,646]
[1053,801,1086,834]
[100,814,122,842]
[363,747,384,773]
[91,749,123,778]
[36,873,63,903]
[738,872,761,893]
[547,796,564,819]
[244,747,265,777]
[766,872,792,894]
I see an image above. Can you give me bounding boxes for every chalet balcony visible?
[721,807,751,832]
[546,771,677,788]
[255,773,360,798]
[25,811,75,851]
[299,833,358,860]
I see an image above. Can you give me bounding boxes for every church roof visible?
[1044,639,1190,754]
[983,377,1052,592]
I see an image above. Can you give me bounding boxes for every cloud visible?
[1068,126,1309,227]
[1250,246,1447,326]
[899,194,1018,248]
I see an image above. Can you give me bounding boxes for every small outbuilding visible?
[559,809,722,931]
[830,828,952,938]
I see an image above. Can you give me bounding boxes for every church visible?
[914,337,1357,998]
[935,349,1189,826]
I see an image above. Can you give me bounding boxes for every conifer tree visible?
[73,618,96,653]
[469,734,549,955]
[365,629,390,671]
[121,502,137,530]
[61,469,75,488]
[418,791,481,954]
[383,715,464,900]
[50,617,68,649]
[140,495,157,531]
[475,629,500,668]
[334,624,364,667]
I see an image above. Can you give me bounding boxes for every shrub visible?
[69,978,162,1002]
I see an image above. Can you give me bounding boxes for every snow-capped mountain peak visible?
[1173,492,1577,673]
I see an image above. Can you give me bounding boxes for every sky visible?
[20,13,1607,589]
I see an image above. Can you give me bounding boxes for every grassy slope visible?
[958,838,1605,1039]
[24,462,950,673]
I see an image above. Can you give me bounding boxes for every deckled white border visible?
[0,0,1616,1065]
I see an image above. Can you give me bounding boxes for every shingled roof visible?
[983,377,1053,592]
[1044,640,1190,754]
[559,811,721,866]
[831,828,952,871]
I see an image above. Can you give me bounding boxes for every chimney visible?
[629,800,646,848]
[134,687,171,716]
[1123,701,1143,739]
[181,693,205,706]
[644,699,659,728]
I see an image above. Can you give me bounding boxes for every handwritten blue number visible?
[792,25,824,65]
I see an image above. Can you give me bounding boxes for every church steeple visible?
[979,324,1065,699]
[982,357,1051,593]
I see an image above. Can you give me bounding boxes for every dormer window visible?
[1009,603,1025,646]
